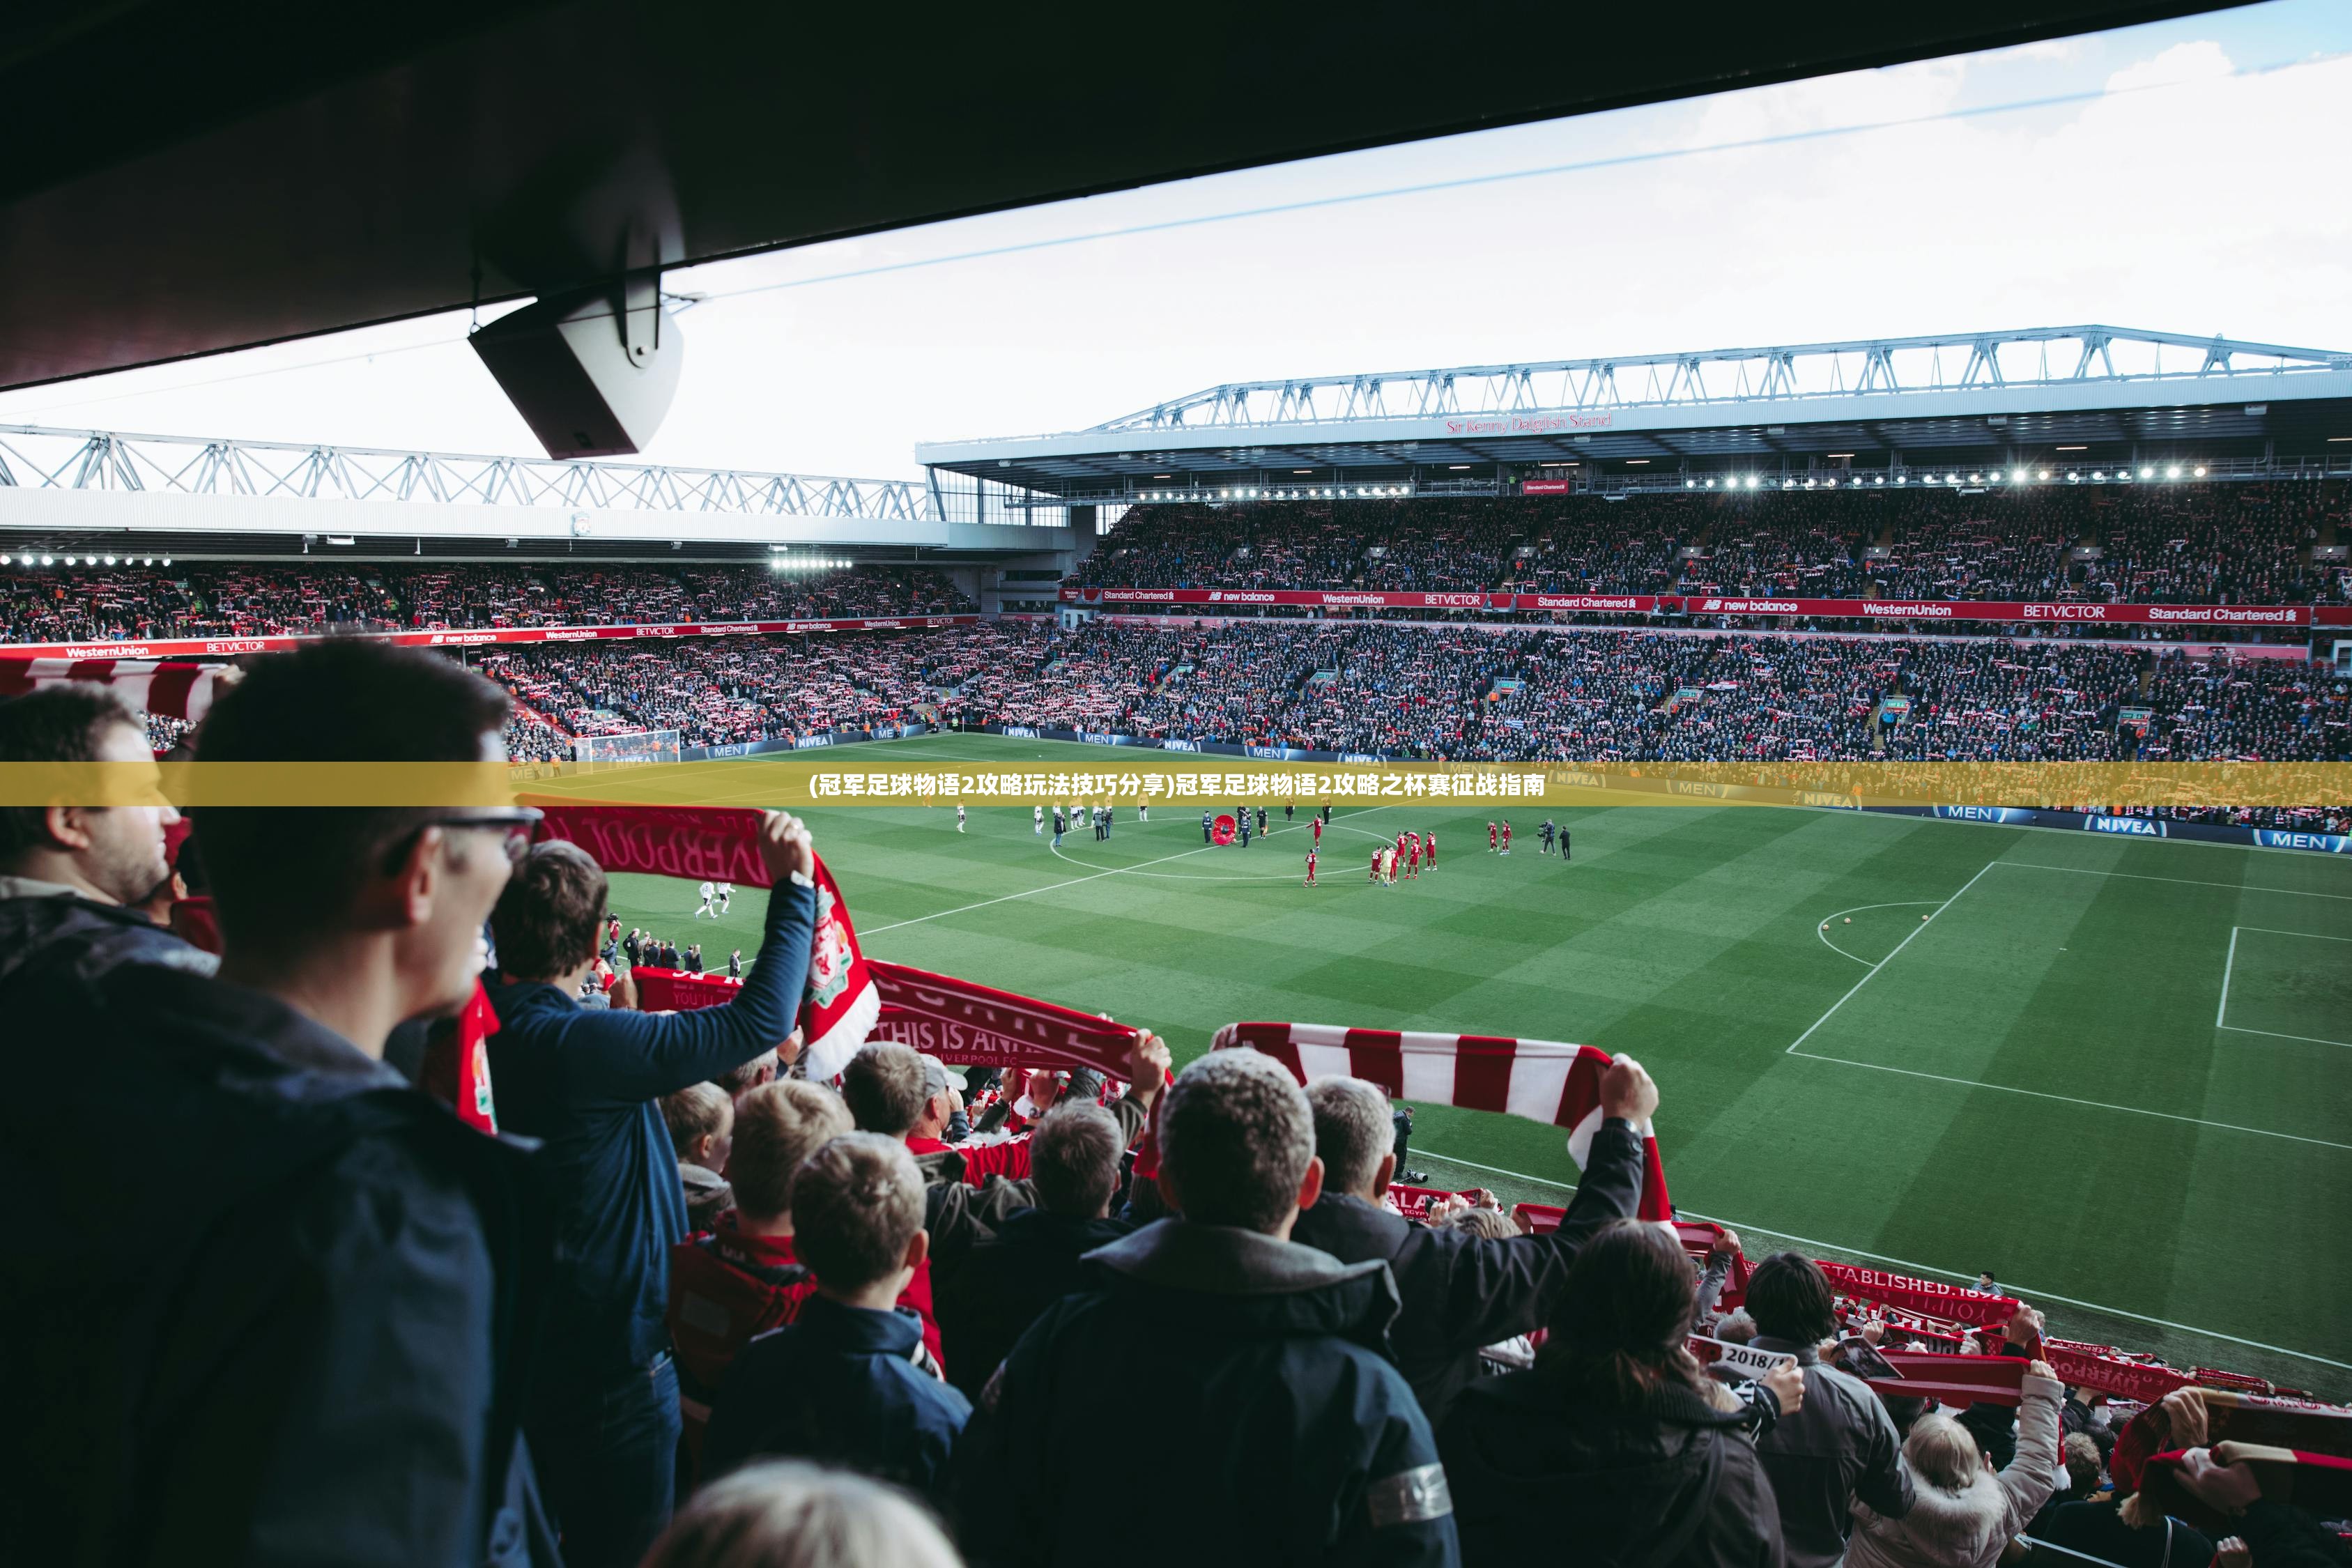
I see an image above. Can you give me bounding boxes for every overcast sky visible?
[4,0,2348,482]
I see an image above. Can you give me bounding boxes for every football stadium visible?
[4,5,2351,1566]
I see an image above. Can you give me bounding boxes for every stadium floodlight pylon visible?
[572,729,683,771]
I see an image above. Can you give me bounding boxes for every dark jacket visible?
[933,1207,1132,1401]
[0,963,555,1568]
[920,1093,1148,1275]
[0,879,217,993]
[1289,1117,1647,1425]
[2037,1500,2214,1568]
[486,874,814,1376]
[1750,1335,1914,1568]
[701,1293,969,1498]
[1440,1372,1783,1568]
[952,1219,1459,1568]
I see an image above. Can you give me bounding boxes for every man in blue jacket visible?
[487,815,816,1568]
[952,1048,1459,1567]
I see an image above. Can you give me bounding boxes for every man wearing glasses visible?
[3,638,565,1568]
[485,806,817,1568]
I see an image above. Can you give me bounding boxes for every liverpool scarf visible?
[1210,1022,1670,1220]
[527,801,879,1077]
[1815,1261,2022,1330]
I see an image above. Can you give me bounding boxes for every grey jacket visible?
[1750,1335,1914,1568]
[1846,1373,2063,1568]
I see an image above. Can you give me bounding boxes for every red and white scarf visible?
[0,656,225,722]
[527,801,879,1077]
[1210,1022,1670,1220]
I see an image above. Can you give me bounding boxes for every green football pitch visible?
[600,732,2352,1396]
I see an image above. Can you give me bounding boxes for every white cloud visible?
[2105,38,2237,92]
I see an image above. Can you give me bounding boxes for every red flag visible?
[1212,1022,1670,1220]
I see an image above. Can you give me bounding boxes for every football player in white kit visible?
[693,879,716,917]
[716,883,732,915]
[1034,805,1044,836]
[956,804,967,832]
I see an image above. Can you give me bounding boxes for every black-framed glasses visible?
[420,809,544,866]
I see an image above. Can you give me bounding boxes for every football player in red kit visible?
[1500,820,1513,855]
[1488,821,1498,853]
[1311,814,1323,849]
[1369,845,1382,882]
[1404,833,1421,879]
[1424,829,1436,867]
[1303,847,1319,887]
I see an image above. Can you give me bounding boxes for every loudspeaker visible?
[470,284,684,458]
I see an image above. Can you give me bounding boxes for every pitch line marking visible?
[2213,926,2352,1048]
[2233,927,2352,941]
[1783,1052,2352,1151]
[2218,1024,2352,1050]
[1815,902,1944,965]
[859,808,1387,937]
[2001,863,2352,902]
[1406,1144,2352,1373]
[2217,926,2241,1030]
[1784,858,2005,1054]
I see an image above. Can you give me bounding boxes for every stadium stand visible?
[1070,485,2352,606]
[0,562,973,643]
[473,619,2348,769]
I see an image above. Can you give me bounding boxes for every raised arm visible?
[1431,1056,1656,1351]
[565,815,820,1100]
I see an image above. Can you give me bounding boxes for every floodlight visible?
[41,555,54,566]
[2166,466,2182,479]
[2068,472,2080,482]
[2192,466,2206,477]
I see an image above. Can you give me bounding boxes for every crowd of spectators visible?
[0,562,973,643]
[484,624,1051,752]
[468,616,2348,766]
[1070,484,2352,606]
[4,642,2347,1568]
[969,621,2348,764]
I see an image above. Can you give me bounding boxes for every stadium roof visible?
[1,1,2243,393]
[916,326,2352,500]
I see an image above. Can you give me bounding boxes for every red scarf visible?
[1814,1260,2022,1330]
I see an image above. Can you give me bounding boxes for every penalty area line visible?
[859,807,1388,937]
[1409,1144,2352,1372]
